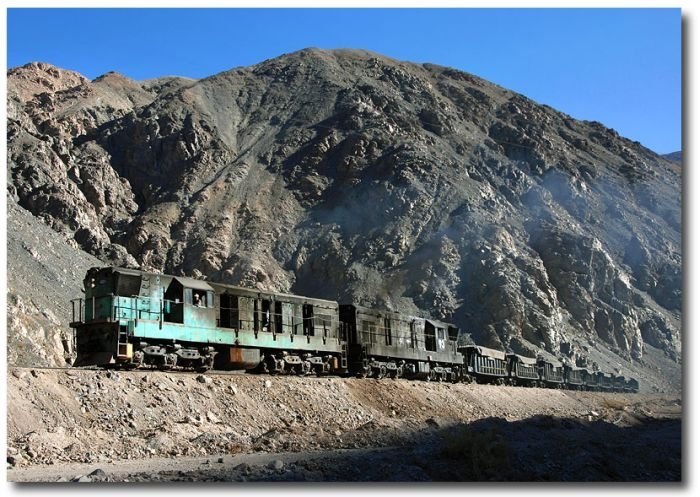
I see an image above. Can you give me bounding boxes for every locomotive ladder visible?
[116,296,135,360]
[339,323,349,370]
[340,343,348,369]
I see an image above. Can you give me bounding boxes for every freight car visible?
[537,357,565,388]
[459,345,508,384]
[70,267,638,392]
[563,364,589,391]
[507,353,539,387]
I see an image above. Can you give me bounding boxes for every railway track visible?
[11,365,639,392]
[11,365,342,380]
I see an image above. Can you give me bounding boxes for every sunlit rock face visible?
[7,49,681,370]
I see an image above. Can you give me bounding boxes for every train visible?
[69,266,639,393]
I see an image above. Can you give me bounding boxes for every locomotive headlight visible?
[90,278,96,288]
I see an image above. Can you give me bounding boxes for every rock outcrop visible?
[7,49,681,384]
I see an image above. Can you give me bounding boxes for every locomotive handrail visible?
[70,298,83,324]
[109,294,166,323]
[71,295,118,324]
[215,304,340,339]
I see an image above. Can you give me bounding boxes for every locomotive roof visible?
[343,304,456,328]
[173,276,215,292]
[210,281,338,308]
[101,266,337,307]
[107,267,215,291]
[425,319,454,329]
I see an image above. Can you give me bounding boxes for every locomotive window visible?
[192,291,207,307]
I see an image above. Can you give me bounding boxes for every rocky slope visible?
[6,198,103,367]
[7,50,681,385]
[6,369,682,481]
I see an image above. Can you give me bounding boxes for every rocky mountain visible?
[662,151,681,163]
[7,50,681,388]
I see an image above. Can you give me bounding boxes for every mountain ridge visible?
[7,48,681,390]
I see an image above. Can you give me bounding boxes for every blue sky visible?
[7,8,681,153]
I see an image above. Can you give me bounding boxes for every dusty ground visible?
[6,367,682,482]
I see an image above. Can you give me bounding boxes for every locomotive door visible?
[219,293,238,329]
[424,321,437,352]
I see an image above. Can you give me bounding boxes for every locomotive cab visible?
[70,267,138,365]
